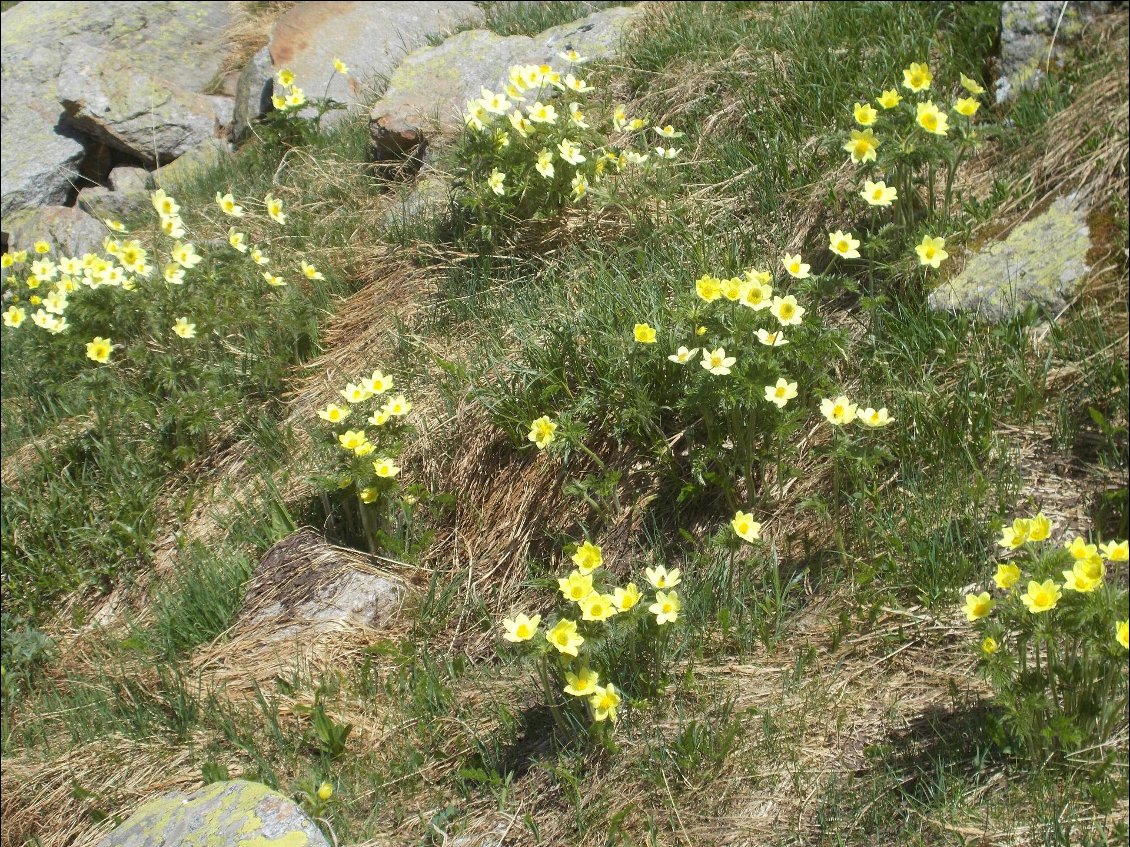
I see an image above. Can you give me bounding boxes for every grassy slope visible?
[2,2,1128,846]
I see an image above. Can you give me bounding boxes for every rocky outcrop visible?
[996,1,1113,101]
[268,1,484,121]
[94,780,329,847]
[2,206,108,258]
[232,46,276,143]
[928,195,1091,320]
[367,6,644,161]
[1,1,234,215]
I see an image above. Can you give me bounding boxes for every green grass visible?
[1,1,1127,845]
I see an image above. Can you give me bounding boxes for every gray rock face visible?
[928,195,1091,321]
[57,45,221,167]
[232,46,276,143]
[76,185,149,222]
[996,1,1111,102]
[368,6,644,157]
[236,529,411,642]
[94,780,329,847]
[149,138,231,192]
[2,206,108,258]
[108,166,151,194]
[0,1,234,215]
[268,0,485,121]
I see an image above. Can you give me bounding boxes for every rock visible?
[367,6,645,160]
[236,529,411,641]
[996,1,1110,102]
[268,1,484,121]
[108,166,151,194]
[57,44,221,167]
[150,138,231,192]
[370,113,430,164]
[94,779,329,847]
[208,96,236,132]
[382,173,451,228]
[232,46,276,143]
[2,206,108,258]
[1,1,235,215]
[928,195,1090,321]
[76,186,148,222]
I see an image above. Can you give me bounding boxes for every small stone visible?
[76,186,148,222]
[928,195,1091,321]
[94,779,329,847]
[232,45,275,143]
[369,113,429,164]
[108,166,151,194]
[2,205,107,257]
[382,173,451,228]
[149,138,231,192]
[208,95,236,132]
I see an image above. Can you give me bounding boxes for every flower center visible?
[837,240,849,252]
[780,304,794,318]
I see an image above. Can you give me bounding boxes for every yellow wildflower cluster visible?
[501,540,684,727]
[271,68,307,111]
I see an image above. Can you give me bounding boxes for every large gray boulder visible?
[2,206,108,258]
[268,1,484,121]
[928,195,1090,321]
[94,780,329,847]
[1,1,234,214]
[57,45,222,167]
[368,6,644,159]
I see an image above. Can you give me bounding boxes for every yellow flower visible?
[654,146,680,160]
[902,62,933,92]
[1027,513,1052,542]
[564,73,592,94]
[915,101,948,136]
[764,378,798,409]
[172,317,196,339]
[104,218,127,233]
[265,193,287,225]
[770,295,805,326]
[829,230,861,259]
[0,253,12,268]
[277,68,295,87]
[528,415,557,449]
[535,148,555,179]
[781,253,810,279]
[317,404,351,423]
[645,565,681,589]
[654,124,682,139]
[963,591,994,621]
[546,619,583,656]
[994,563,1021,589]
[559,48,587,64]
[853,102,877,126]
[384,395,412,416]
[960,73,985,95]
[2,306,27,328]
[215,192,245,217]
[528,101,557,124]
[981,636,999,655]
[284,87,306,108]
[878,88,902,109]
[1064,536,1097,560]
[719,276,745,302]
[756,328,788,347]
[695,273,722,302]
[1100,540,1128,562]
[171,242,202,269]
[732,510,761,542]
[272,93,287,111]
[843,129,879,164]
[633,322,657,344]
[337,429,368,450]
[159,214,186,238]
[333,57,349,75]
[463,100,487,131]
[857,407,893,427]
[341,382,373,404]
[667,345,699,364]
[559,570,594,604]
[373,458,401,478]
[557,139,585,165]
[589,683,621,722]
[581,592,618,622]
[695,325,707,336]
[649,589,681,625]
[915,235,948,268]
[486,168,506,196]
[316,782,333,802]
[507,109,533,136]
[12,250,27,263]
[570,173,588,200]
[862,179,898,207]
[85,336,114,363]
[997,518,1031,550]
[502,613,541,642]
[613,583,641,612]
[262,271,286,287]
[33,240,51,254]
[701,347,735,376]
[569,102,588,129]
[1020,579,1061,614]
[954,97,980,117]
[1118,620,1129,650]
[572,541,604,574]
[820,395,858,426]
[1074,554,1104,581]
[564,667,600,696]
[1062,567,1100,593]
[151,188,179,218]
[163,263,185,285]
[741,280,773,311]
[228,227,247,252]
